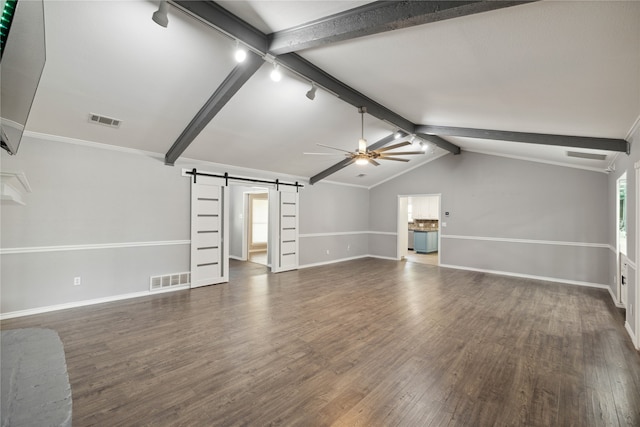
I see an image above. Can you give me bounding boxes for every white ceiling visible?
[21,0,640,187]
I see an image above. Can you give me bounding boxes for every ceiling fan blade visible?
[374,141,411,153]
[379,157,411,162]
[368,158,380,166]
[316,143,354,154]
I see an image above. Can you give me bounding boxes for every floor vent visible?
[150,272,190,292]
[89,113,122,128]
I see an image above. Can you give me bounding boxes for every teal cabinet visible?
[414,231,438,254]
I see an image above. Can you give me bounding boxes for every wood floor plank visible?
[2,258,639,426]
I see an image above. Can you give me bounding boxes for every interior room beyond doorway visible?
[398,194,441,266]
[247,192,268,266]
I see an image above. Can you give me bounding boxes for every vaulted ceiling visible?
[23,0,640,187]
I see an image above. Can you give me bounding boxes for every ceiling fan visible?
[306,107,424,166]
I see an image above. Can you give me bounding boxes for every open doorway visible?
[397,194,441,266]
[228,183,300,273]
[187,169,301,282]
[228,185,270,268]
[617,173,628,307]
[246,192,268,266]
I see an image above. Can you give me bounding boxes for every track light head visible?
[152,0,168,28]
[234,41,247,63]
[270,64,282,82]
[306,83,317,100]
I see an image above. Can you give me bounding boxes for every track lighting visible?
[152,0,168,28]
[270,64,282,82]
[234,41,247,63]
[306,83,317,100]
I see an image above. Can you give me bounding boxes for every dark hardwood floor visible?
[2,258,639,426]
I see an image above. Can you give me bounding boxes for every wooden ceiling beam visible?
[415,125,630,154]
[269,1,535,55]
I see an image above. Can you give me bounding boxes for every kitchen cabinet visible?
[427,197,439,219]
[426,230,438,253]
[414,230,438,254]
[408,230,414,250]
[410,196,439,220]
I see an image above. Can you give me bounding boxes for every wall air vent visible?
[566,151,607,161]
[89,113,121,128]
[150,272,190,292]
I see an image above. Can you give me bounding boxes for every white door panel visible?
[191,177,228,288]
[281,229,296,241]
[195,215,220,231]
[281,241,297,254]
[270,188,299,273]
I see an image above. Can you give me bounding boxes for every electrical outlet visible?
[73,276,81,286]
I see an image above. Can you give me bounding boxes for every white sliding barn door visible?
[190,177,229,288]
[269,188,299,273]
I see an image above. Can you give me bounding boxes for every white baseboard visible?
[438,263,609,290]
[298,255,369,269]
[0,286,189,320]
[368,254,400,261]
[298,254,401,269]
[625,321,639,350]
[608,286,626,308]
[229,255,246,261]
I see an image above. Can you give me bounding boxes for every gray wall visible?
[2,133,631,321]
[298,181,370,266]
[1,136,192,314]
[0,136,371,314]
[370,151,611,286]
[609,125,638,338]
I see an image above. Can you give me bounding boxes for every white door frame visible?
[397,196,409,260]
[616,172,628,307]
[397,193,442,265]
[242,189,269,262]
[635,161,640,348]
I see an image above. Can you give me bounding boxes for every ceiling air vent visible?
[356,173,367,178]
[89,113,121,128]
[566,151,607,161]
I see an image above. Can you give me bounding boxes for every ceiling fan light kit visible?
[306,107,424,167]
